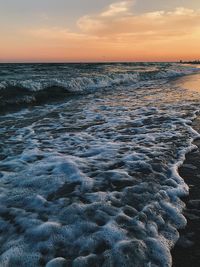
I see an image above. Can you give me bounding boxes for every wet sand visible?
[172,73,200,267]
[173,71,200,93]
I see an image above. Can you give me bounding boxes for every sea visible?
[0,62,200,267]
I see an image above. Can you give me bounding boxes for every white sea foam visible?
[0,63,198,94]
[0,63,200,266]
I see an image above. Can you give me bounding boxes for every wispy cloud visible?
[77,3,200,39]
[101,0,133,17]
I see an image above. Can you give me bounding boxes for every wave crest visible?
[0,64,199,112]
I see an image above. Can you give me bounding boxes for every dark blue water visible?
[0,63,200,267]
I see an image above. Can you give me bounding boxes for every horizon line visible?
[0,60,180,64]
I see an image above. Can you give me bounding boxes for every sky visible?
[0,0,200,62]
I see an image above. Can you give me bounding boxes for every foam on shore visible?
[0,63,200,266]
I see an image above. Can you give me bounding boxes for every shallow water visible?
[173,72,200,93]
[0,63,200,267]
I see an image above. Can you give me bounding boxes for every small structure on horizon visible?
[180,59,200,64]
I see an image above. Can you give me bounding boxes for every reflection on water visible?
[174,73,200,92]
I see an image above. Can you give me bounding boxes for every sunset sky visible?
[1,0,200,62]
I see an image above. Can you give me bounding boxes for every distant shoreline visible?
[180,61,200,65]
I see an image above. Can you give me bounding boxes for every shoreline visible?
[171,71,200,92]
[172,115,200,266]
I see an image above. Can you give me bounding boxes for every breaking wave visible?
[0,64,199,112]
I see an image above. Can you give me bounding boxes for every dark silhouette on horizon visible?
[180,60,200,64]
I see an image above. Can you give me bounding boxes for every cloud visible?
[101,1,133,17]
[77,4,200,39]
[26,1,200,43]
[13,2,200,61]
[77,1,135,34]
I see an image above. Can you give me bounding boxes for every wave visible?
[0,85,73,113]
[0,65,199,112]
[0,74,140,112]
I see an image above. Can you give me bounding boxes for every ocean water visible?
[0,63,200,267]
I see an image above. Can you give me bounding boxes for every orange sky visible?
[1,0,200,62]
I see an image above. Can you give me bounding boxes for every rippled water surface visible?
[0,63,200,267]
